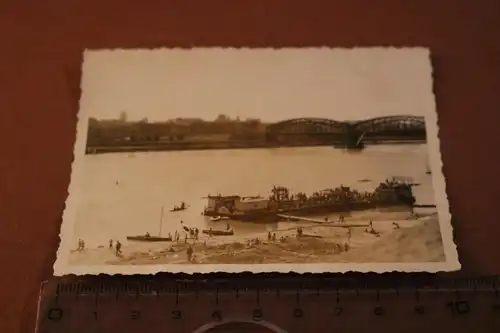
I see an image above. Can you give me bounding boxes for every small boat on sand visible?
[127,206,172,242]
[170,202,188,212]
[425,158,432,174]
[202,229,234,236]
[298,234,323,239]
[209,216,229,221]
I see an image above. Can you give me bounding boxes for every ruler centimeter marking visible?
[36,276,500,333]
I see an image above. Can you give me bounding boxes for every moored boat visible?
[202,229,234,236]
[202,178,418,222]
[126,235,172,242]
[126,206,173,242]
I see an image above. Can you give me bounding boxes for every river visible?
[71,144,435,247]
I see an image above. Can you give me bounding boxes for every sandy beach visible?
[68,211,445,266]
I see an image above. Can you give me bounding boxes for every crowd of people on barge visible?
[269,178,412,209]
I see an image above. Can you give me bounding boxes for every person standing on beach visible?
[77,239,85,251]
[109,239,113,248]
[366,220,373,233]
[186,245,194,262]
[115,241,122,256]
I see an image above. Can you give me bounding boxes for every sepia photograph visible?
[54,47,460,275]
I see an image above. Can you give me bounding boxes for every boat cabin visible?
[206,195,240,212]
[234,197,269,212]
[204,195,269,215]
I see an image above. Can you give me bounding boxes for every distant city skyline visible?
[80,48,434,123]
[93,112,423,124]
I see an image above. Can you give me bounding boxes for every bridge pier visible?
[265,131,278,143]
[333,129,365,149]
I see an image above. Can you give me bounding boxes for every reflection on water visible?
[73,144,435,247]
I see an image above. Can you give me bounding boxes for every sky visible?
[80,48,434,122]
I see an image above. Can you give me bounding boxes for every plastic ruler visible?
[35,275,500,333]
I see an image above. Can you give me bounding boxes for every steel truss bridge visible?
[265,115,426,145]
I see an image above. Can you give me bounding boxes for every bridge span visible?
[265,115,426,147]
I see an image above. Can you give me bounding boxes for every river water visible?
[72,144,436,247]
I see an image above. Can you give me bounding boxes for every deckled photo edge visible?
[422,52,460,271]
[53,47,460,276]
[53,50,94,276]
